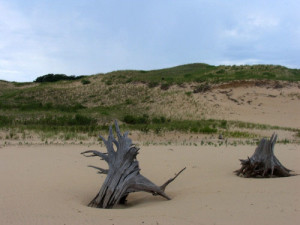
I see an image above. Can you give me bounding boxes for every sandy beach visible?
[0,80,299,225]
[0,144,299,225]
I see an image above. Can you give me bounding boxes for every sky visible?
[0,0,300,82]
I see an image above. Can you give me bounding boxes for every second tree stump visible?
[235,133,294,178]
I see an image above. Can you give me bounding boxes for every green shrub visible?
[105,80,113,85]
[160,83,171,90]
[35,74,84,83]
[220,120,227,129]
[152,116,167,124]
[160,116,167,123]
[19,102,43,111]
[81,79,91,85]
[125,99,134,105]
[185,91,192,97]
[71,114,95,126]
[123,115,136,124]
[148,82,159,88]
[125,78,133,83]
[137,114,149,124]
[0,115,12,126]
[190,126,198,133]
[199,126,217,134]
[123,114,149,124]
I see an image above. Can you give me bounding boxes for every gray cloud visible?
[0,0,299,82]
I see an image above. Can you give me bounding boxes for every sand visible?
[157,82,300,129]
[0,81,299,224]
[0,144,299,225]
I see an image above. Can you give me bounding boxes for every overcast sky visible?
[0,0,300,82]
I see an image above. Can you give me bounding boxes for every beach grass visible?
[1,63,300,144]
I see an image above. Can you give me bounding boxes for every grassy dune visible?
[0,63,299,144]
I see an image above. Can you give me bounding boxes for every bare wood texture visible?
[82,120,185,208]
[235,133,294,178]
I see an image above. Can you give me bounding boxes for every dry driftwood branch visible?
[81,120,186,208]
[235,133,294,178]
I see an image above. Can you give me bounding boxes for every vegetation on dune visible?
[0,63,300,143]
[0,110,298,142]
[101,63,300,87]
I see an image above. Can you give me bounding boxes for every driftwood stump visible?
[81,120,185,208]
[235,133,294,178]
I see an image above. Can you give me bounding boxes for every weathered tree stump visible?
[235,133,294,178]
[81,120,185,208]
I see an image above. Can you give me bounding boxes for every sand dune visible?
[0,144,299,225]
[158,82,300,129]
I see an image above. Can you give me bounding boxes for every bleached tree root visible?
[235,133,295,178]
[82,120,185,208]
